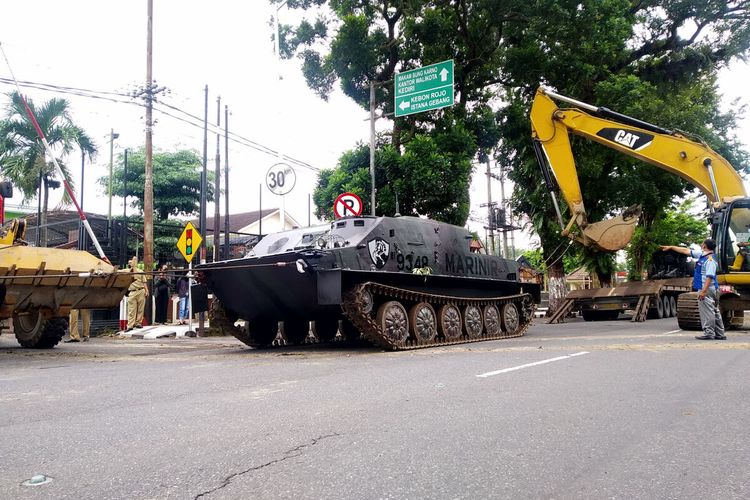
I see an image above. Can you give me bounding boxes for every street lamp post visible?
[107,128,119,241]
[274,0,288,229]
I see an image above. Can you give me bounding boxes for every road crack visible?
[194,433,341,499]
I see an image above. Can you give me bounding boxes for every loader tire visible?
[13,311,67,349]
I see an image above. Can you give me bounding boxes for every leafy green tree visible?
[101,148,213,220]
[280,0,513,224]
[0,92,96,246]
[497,0,750,310]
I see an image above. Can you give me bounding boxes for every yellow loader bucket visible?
[0,245,133,317]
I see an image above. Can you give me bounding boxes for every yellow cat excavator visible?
[531,87,750,327]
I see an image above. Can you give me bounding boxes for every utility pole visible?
[213,96,221,262]
[498,162,510,259]
[485,158,496,255]
[121,149,129,268]
[107,128,119,241]
[143,0,154,277]
[369,81,376,216]
[200,85,208,246]
[198,85,208,336]
[223,105,230,260]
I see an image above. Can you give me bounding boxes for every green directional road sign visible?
[394,60,454,117]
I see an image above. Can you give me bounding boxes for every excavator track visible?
[341,282,536,351]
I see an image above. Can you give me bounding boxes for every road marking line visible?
[476,351,590,378]
[662,329,682,335]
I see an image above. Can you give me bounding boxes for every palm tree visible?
[0,92,96,246]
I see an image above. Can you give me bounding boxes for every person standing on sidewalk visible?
[176,273,190,325]
[125,256,148,331]
[660,239,726,340]
[65,309,91,343]
[154,265,170,324]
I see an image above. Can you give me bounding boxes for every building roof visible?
[194,208,277,234]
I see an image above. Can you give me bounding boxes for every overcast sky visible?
[1,1,748,250]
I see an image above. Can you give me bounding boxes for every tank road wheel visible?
[246,318,279,348]
[463,305,483,338]
[360,289,374,315]
[408,302,437,343]
[501,302,521,335]
[483,304,501,336]
[312,316,339,343]
[376,301,409,346]
[437,304,462,340]
[281,318,310,345]
[669,296,678,318]
[13,311,67,349]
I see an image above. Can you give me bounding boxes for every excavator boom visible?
[530,87,746,252]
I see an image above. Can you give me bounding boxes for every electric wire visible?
[0,77,322,172]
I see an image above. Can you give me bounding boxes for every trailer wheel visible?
[648,295,665,319]
[13,311,67,349]
[582,310,601,321]
[663,295,672,318]
[669,296,677,318]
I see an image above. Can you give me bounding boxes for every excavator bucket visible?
[581,205,641,252]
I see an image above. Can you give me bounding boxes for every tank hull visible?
[198,216,540,350]
[200,251,539,322]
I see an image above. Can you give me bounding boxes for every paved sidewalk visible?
[120,322,206,339]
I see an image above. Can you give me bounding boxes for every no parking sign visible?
[334,192,363,218]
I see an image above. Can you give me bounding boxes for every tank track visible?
[341,281,535,351]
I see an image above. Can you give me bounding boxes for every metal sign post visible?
[176,222,203,336]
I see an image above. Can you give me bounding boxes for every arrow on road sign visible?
[440,68,449,81]
[399,101,410,110]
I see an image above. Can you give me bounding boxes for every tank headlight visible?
[295,259,308,273]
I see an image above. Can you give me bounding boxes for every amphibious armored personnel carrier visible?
[198,216,540,350]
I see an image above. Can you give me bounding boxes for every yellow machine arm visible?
[530,87,747,252]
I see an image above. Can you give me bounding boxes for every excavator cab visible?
[718,199,750,273]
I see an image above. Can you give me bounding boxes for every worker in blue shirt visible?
[661,239,726,340]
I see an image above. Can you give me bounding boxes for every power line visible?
[0,77,322,172]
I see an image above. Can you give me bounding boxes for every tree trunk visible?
[546,259,567,317]
[40,178,49,247]
[597,269,612,288]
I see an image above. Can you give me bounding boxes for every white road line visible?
[476,351,590,378]
[662,329,682,335]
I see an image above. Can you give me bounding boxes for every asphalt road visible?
[1,317,749,499]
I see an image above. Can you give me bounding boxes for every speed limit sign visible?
[266,163,296,195]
